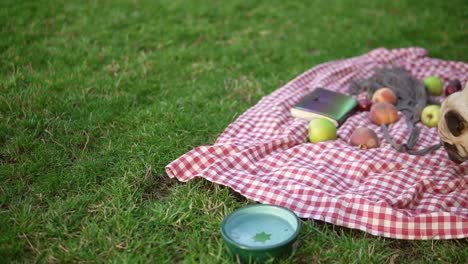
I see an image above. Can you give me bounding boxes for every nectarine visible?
[350,127,380,149]
[372,87,397,105]
[370,102,399,125]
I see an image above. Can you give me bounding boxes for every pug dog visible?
[438,82,468,164]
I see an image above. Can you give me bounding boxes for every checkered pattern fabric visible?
[166,48,468,239]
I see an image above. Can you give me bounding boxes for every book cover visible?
[290,88,358,126]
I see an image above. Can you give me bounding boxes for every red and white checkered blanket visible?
[166,48,468,239]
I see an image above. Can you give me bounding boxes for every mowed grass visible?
[1,0,467,262]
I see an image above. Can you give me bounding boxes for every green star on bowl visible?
[221,204,301,262]
[253,231,271,243]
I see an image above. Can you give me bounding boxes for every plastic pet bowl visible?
[221,204,301,263]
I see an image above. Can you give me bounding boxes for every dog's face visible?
[438,84,468,164]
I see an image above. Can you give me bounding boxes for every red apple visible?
[445,79,462,96]
[357,98,372,111]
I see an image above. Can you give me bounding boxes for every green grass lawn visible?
[1,0,467,262]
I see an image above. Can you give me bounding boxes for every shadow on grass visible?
[142,174,179,200]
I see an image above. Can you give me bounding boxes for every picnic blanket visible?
[166,47,468,240]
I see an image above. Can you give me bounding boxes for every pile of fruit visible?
[308,76,464,151]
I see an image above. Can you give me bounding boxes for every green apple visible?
[420,104,441,128]
[423,76,443,96]
[308,118,337,143]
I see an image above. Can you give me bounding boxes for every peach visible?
[370,102,399,125]
[350,127,380,149]
[372,87,397,105]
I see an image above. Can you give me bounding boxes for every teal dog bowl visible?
[221,204,301,263]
